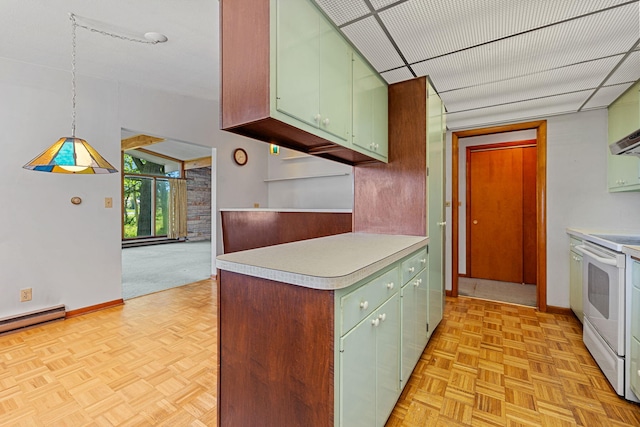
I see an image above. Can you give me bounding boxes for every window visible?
[123,151,182,240]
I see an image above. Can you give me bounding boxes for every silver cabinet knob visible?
[360,301,369,310]
[322,118,330,126]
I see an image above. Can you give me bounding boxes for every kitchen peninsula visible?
[216,233,434,427]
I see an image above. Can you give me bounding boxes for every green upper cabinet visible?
[352,53,388,161]
[608,81,640,192]
[275,0,352,142]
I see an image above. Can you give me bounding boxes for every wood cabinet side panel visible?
[220,0,270,128]
[219,271,335,427]
[221,211,352,253]
[353,77,427,236]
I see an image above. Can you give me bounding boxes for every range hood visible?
[610,128,640,156]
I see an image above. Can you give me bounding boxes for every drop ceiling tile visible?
[370,0,402,9]
[440,56,620,112]
[412,5,638,91]
[445,90,592,130]
[313,0,371,26]
[605,51,640,85]
[380,67,414,84]
[379,0,634,64]
[341,16,405,71]
[582,83,634,109]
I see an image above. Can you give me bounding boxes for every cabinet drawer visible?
[633,259,640,290]
[401,249,427,285]
[632,285,640,340]
[341,267,399,335]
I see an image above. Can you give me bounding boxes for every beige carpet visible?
[122,240,212,300]
[458,276,536,307]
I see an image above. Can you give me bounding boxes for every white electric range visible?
[569,230,640,403]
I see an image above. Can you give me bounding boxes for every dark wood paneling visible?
[221,211,352,253]
[353,77,427,236]
[219,271,335,427]
[224,118,378,165]
[220,0,270,128]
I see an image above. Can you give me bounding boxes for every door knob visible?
[473,220,478,225]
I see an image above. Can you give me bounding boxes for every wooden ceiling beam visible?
[121,134,165,151]
[184,156,212,170]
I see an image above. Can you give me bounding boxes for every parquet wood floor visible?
[388,296,640,427]
[0,279,217,426]
[1,281,639,426]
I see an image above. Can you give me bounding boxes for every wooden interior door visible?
[468,144,531,283]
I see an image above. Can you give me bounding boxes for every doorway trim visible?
[451,121,547,311]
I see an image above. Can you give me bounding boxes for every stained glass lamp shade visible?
[23,137,118,174]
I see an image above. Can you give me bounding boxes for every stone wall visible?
[186,167,211,241]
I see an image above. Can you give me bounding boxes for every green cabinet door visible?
[569,248,583,323]
[401,281,417,385]
[608,83,640,192]
[376,294,400,425]
[400,269,428,385]
[340,311,377,427]
[275,0,320,127]
[353,54,388,160]
[318,19,351,141]
[427,82,445,337]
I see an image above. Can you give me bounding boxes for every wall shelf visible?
[264,172,351,183]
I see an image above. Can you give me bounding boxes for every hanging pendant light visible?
[23,13,167,174]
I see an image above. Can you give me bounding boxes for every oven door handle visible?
[574,245,617,266]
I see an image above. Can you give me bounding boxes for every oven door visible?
[576,243,625,356]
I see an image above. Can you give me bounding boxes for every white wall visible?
[445,109,640,307]
[267,147,353,209]
[118,83,269,257]
[0,57,268,318]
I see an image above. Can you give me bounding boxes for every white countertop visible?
[623,245,640,259]
[220,208,352,213]
[216,233,428,290]
[567,228,640,253]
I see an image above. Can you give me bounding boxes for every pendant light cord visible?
[68,13,162,137]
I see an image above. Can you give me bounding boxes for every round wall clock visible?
[233,148,248,166]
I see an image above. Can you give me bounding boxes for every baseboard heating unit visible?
[0,305,66,335]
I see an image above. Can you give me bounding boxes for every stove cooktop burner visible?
[591,234,640,246]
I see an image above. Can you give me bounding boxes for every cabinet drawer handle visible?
[314,114,321,122]
[414,278,422,287]
[322,118,330,126]
[408,267,415,273]
[379,313,386,322]
[386,282,394,290]
[360,301,369,310]
[371,318,380,327]
[420,258,427,264]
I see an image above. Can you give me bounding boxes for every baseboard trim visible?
[545,305,573,316]
[445,290,453,297]
[66,299,124,318]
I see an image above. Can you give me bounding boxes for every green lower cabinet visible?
[340,293,400,427]
[401,268,428,385]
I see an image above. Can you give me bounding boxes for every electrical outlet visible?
[20,288,32,302]
[104,197,113,208]
[254,203,260,208]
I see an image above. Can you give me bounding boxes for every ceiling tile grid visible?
[313,0,370,26]
[605,50,640,86]
[445,90,594,130]
[439,56,621,112]
[376,0,633,65]
[380,67,415,84]
[583,82,634,110]
[369,0,405,9]
[410,5,639,92]
[341,16,407,71]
